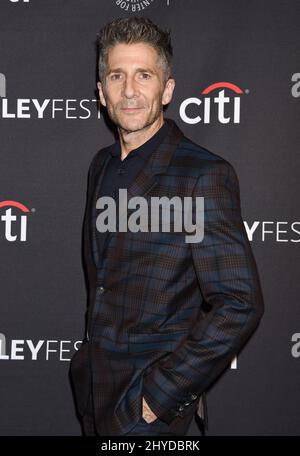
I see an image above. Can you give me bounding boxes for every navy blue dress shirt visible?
[96,119,171,259]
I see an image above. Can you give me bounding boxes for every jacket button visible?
[97,286,105,294]
[178,405,184,412]
[183,401,191,407]
[190,393,198,401]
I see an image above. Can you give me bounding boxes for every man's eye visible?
[140,73,151,79]
[111,74,121,80]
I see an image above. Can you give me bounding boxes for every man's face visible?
[97,42,175,133]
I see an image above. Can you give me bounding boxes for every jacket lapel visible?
[90,151,112,266]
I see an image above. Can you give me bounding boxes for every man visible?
[69,16,264,436]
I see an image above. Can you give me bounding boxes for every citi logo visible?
[0,200,33,241]
[179,82,248,125]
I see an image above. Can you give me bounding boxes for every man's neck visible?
[118,116,165,161]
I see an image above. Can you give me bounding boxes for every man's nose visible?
[122,76,138,98]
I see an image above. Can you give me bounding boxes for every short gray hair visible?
[97,16,173,86]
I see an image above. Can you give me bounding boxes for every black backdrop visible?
[1,0,300,436]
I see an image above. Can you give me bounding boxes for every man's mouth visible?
[121,107,143,112]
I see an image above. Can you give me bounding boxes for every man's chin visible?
[117,116,149,133]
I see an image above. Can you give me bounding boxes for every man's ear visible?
[162,78,175,106]
[97,81,107,107]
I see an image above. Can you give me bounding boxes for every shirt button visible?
[97,286,105,294]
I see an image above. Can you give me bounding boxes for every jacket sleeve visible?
[142,160,264,424]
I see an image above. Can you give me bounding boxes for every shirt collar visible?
[109,118,171,161]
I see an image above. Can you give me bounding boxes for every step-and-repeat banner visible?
[1,0,299,436]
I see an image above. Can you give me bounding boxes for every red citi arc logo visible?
[0,200,31,241]
[179,81,247,124]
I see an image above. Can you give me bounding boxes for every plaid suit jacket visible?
[69,117,264,436]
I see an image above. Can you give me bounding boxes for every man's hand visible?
[142,397,158,423]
